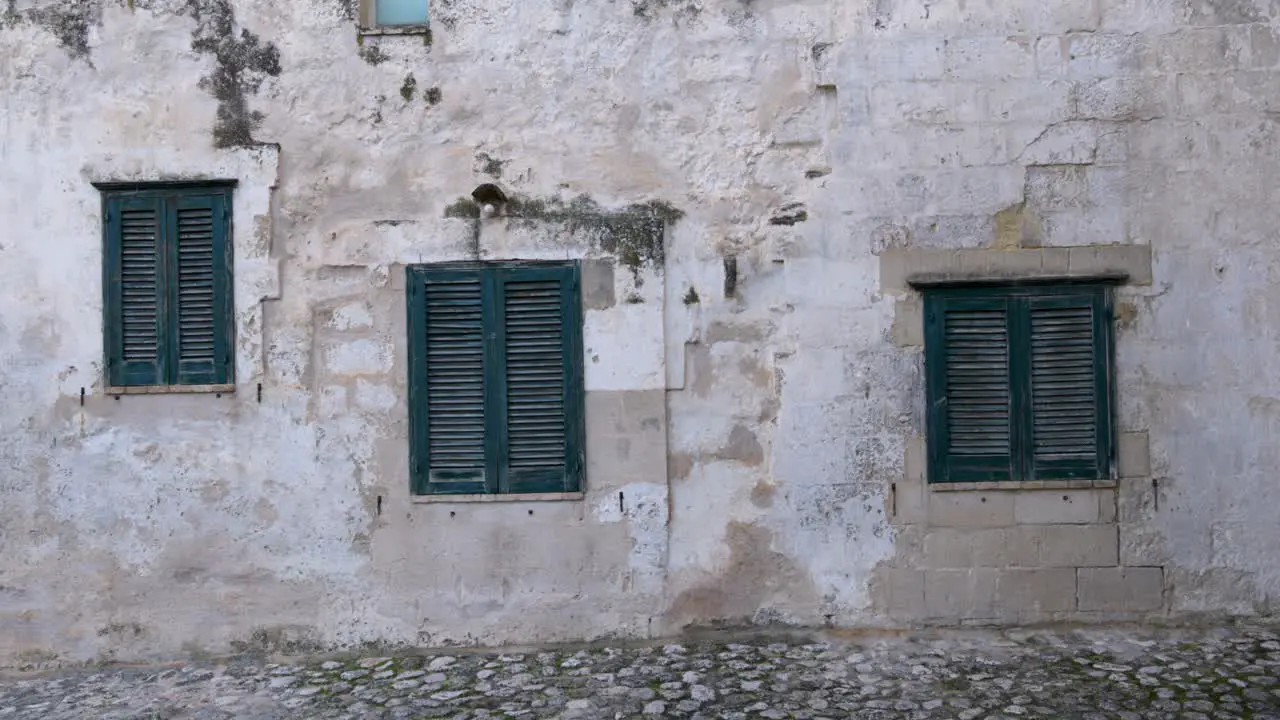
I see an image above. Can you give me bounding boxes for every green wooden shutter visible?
[408,266,491,495]
[105,196,167,387]
[925,296,1016,482]
[169,192,233,385]
[1027,290,1113,480]
[496,265,584,494]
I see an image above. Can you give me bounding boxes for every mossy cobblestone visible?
[1,627,1279,718]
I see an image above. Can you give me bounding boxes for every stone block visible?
[927,491,1014,528]
[1039,32,1146,79]
[1037,524,1119,567]
[1018,1,1100,32]
[1002,526,1048,566]
[843,36,945,82]
[1077,567,1164,612]
[1014,120,1100,165]
[1117,430,1151,477]
[1151,26,1236,74]
[585,390,626,437]
[1040,248,1070,274]
[1166,567,1257,615]
[904,435,926,484]
[944,36,1035,80]
[879,248,955,291]
[322,338,394,377]
[773,102,827,146]
[1098,490,1117,523]
[924,569,998,619]
[869,82,985,126]
[915,125,1008,168]
[581,259,616,310]
[961,248,1045,276]
[1067,244,1152,283]
[1245,24,1280,69]
[839,85,871,126]
[996,568,1077,616]
[923,528,1006,568]
[1075,76,1172,121]
[894,478,927,525]
[1013,489,1103,524]
[1039,207,1129,248]
[986,79,1075,123]
[1025,165,1089,211]
[908,214,995,250]
[891,294,923,347]
[873,567,926,620]
[932,167,1025,215]
[915,0,1096,33]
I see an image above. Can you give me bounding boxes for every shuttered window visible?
[101,183,235,388]
[406,262,585,496]
[923,284,1115,484]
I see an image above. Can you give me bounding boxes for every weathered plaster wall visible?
[2,0,1280,664]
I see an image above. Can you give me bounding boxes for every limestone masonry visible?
[1,0,1277,665]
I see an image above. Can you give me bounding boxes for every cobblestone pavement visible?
[2,627,1280,719]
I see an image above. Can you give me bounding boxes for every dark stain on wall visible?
[3,0,99,60]
[440,193,683,276]
[476,152,507,178]
[332,0,358,21]
[185,0,282,148]
[631,0,702,20]
[230,625,325,656]
[432,0,460,31]
[769,202,808,226]
[666,523,819,629]
[400,73,418,101]
[359,42,389,65]
[443,198,482,219]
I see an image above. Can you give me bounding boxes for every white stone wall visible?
[1,0,1279,664]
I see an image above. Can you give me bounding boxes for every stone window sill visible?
[359,24,431,37]
[930,479,1117,492]
[104,384,235,396]
[411,492,584,504]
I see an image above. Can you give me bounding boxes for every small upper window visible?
[922,283,1116,484]
[97,182,236,390]
[364,0,428,27]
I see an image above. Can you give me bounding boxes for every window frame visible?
[358,0,430,33]
[405,260,586,498]
[96,180,237,393]
[922,281,1117,485]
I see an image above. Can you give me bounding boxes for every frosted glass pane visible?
[377,0,428,25]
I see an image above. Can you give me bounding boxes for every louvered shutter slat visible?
[418,272,488,493]
[108,198,165,386]
[1029,296,1106,479]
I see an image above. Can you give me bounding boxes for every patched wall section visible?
[874,247,1162,623]
[351,213,672,648]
